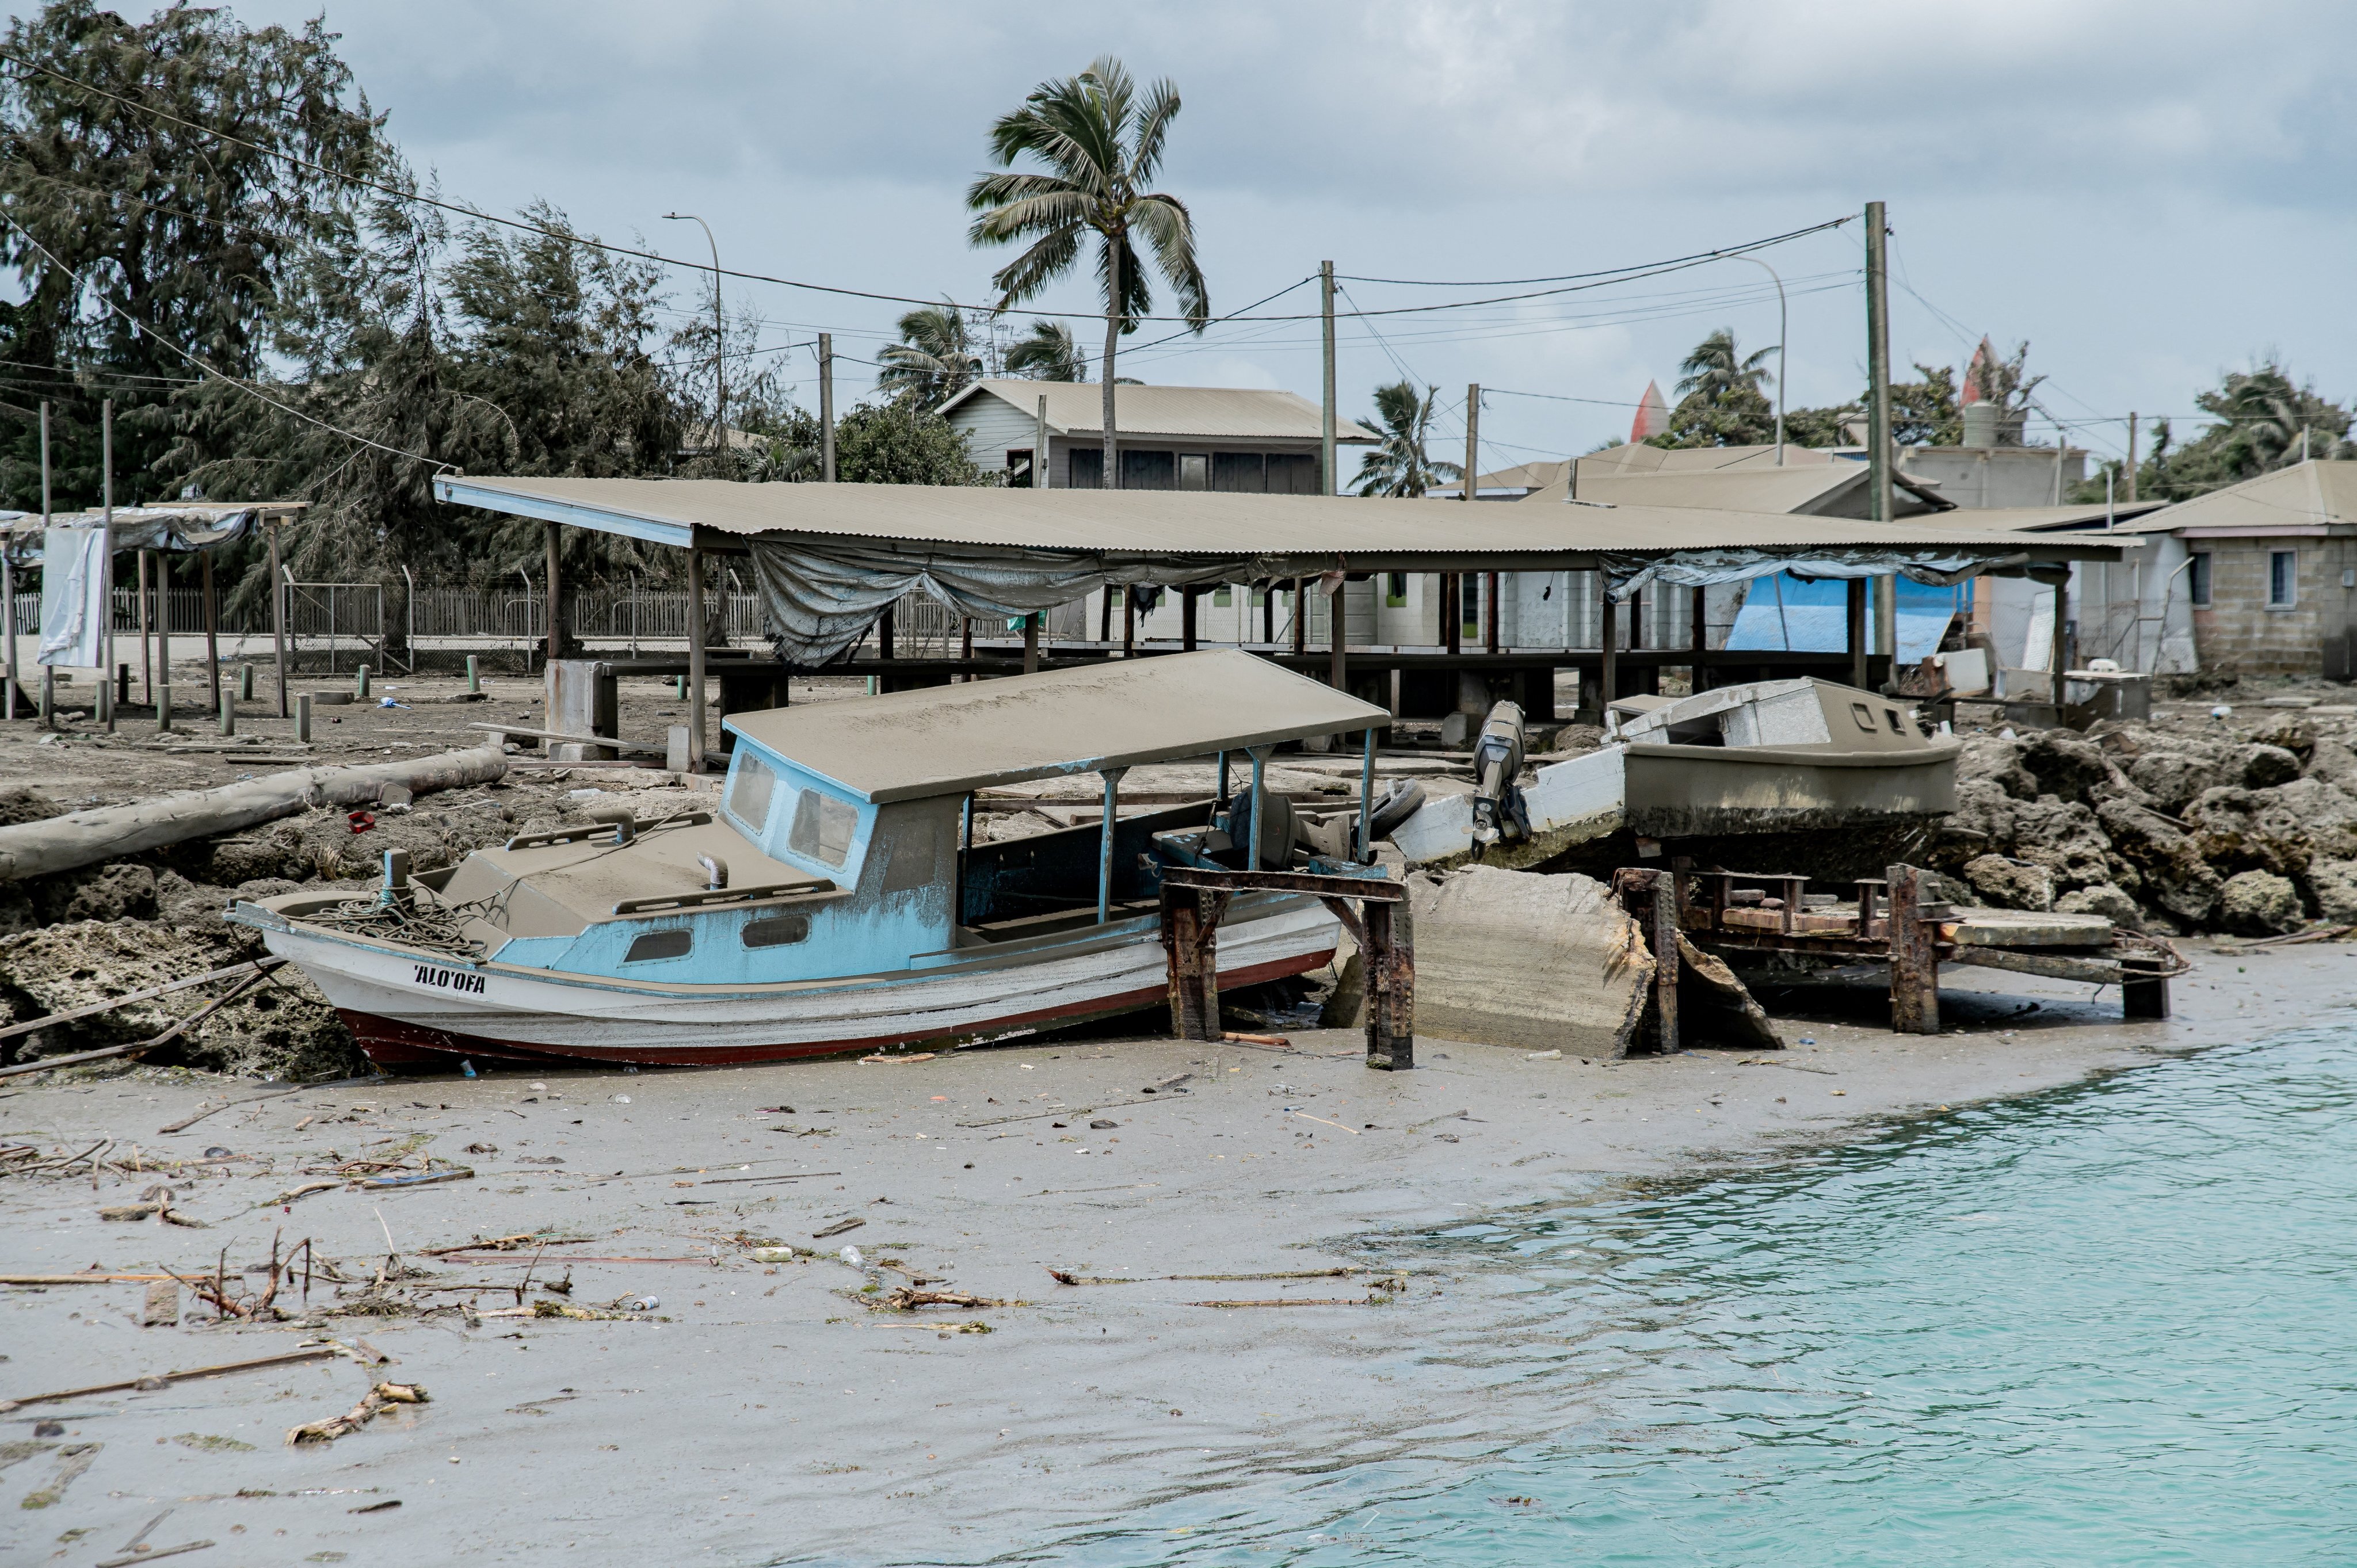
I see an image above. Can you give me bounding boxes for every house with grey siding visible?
[936,379,1378,493]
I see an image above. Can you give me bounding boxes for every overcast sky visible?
[199,1,2357,475]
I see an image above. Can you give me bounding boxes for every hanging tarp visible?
[1597,547,2029,602]
[1725,571,1969,662]
[744,538,1269,666]
[36,525,108,667]
[2,506,262,567]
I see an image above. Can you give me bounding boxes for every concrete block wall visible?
[2189,535,2357,676]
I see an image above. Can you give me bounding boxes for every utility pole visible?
[818,333,836,482]
[1863,200,1896,677]
[663,213,725,453]
[1463,384,1479,501]
[101,398,115,731]
[1320,260,1337,495]
[2125,411,2138,502]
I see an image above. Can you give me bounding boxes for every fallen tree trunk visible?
[0,746,507,883]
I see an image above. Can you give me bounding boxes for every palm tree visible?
[1005,319,1088,382]
[1676,327,1776,405]
[966,56,1209,488]
[875,301,981,410]
[1355,380,1459,497]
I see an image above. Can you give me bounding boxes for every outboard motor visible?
[1469,700,1531,848]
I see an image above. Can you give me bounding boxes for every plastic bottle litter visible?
[838,1245,863,1268]
[611,1094,630,1104]
[1525,1049,1562,1060]
[626,1295,658,1313]
[460,1059,477,1078]
[1797,1036,1817,1046]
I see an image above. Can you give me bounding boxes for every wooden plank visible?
[467,722,666,757]
[1943,946,2125,986]
[1159,866,1406,902]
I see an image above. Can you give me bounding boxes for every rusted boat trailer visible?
[1615,863,2187,1040]
[1157,865,1414,1070]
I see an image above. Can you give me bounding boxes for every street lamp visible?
[1726,253,1787,466]
[663,212,725,455]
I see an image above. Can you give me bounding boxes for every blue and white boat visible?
[229,651,1391,1070]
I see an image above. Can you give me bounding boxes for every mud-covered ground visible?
[1,940,2343,1563]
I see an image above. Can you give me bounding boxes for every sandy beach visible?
[2,936,2341,1564]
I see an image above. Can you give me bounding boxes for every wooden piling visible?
[1886,862,1940,1033]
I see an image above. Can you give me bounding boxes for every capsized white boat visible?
[228,651,1392,1070]
[1390,677,1961,871]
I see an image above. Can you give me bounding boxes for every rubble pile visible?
[1932,708,2357,937]
[0,780,627,1078]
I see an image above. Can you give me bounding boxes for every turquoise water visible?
[1044,1031,2357,1565]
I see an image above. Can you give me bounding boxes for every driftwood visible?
[0,1344,341,1412]
[0,745,507,883]
[287,1379,428,1445]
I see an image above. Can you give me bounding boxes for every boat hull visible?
[255,897,1338,1071]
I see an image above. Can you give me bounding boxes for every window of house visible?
[1120,449,1176,489]
[1067,449,1103,489]
[1212,585,1233,606]
[2189,552,2212,606]
[788,789,860,868]
[724,753,778,834]
[1385,573,1408,608]
[1005,448,1034,487]
[1177,453,1208,490]
[2270,550,2297,608]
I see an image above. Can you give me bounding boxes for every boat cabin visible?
[373,651,1391,986]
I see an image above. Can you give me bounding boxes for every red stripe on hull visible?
[339,950,1332,1072]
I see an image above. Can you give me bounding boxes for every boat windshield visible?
[788,788,860,868]
[726,753,779,833]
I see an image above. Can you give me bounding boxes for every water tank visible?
[1961,402,1999,448]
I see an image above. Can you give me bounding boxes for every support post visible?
[1096,766,1128,924]
[1847,578,1868,689]
[1690,583,1708,690]
[202,550,219,715]
[218,685,234,737]
[819,333,836,482]
[1362,896,1414,1071]
[1484,571,1500,655]
[2125,411,2139,503]
[1443,573,1460,657]
[1245,746,1272,869]
[1328,576,1346,694]
[1648,874,1680,1054]
[1599,580,1619,709]
[1261,582,1275,644]
[1886,861,1940,1034]
[1864,199,1894,530]
[686,546,707,774]
[1161,886,1221,1041]
[155,550,170,715]
[1034,393,1048,491]
[100,400,115,730]
[1121,591,1134,657]
[1181,586,1198,651]
[878,602,895,661]
[268,522,287,718]
[2123,962,2170,1020]
[1290,578,1306,655]
[2051,574,2071,700]
[1358,726,1376,862]
[296,691,312,744]
[1,542,11,722]
[1319,260,1337,495]
[1022,612,1040,674]
[138,550,152,704]
[1875,574,1897,676]
[544,520,564,663]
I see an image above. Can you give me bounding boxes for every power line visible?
[0,49,1856,329]
[0,209,443,474]
[1334,218,1853,287]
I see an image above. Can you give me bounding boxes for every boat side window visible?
[788,788,860,868]
[1850,702,1878,733]
[1883,708,1904,734]
[726,754,779,833]
[624,929,691,963]
[743,914,810,948]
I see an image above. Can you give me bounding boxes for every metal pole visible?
[1328,576,1346,693]
[203,550,219,715]
[1320,261,1337,495]
[269,522,287,716]
[1023,612,1040,674]
[1863,201,1893,527]
[819,333,836,482]
[1726,254,1787,464]
[1358,727,1376,862]
[663,212,724,453]
[544,521,562,663]
[1246,747,1270,869]
[138,551,151,705]
[101,399,115,731]
[686,545,708,774]
[2125,411,2139,503]
[154,550,170,717]
[1096,766,1127,924]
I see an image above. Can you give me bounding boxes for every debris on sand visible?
[287,1380,429,1446]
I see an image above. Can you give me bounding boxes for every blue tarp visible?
[1727,572,1966,663]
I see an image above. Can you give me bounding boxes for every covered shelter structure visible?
[2,500,306,726]
[431,475,2140,769]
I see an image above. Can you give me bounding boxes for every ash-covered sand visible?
[3,944,2346,1563]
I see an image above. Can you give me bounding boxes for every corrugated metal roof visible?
[726,649,1387,802]
[938,379,1380,443]
[2109,460,2357,534]
[1508,465,1951,517]
[1578,442,1847,476]
[1896,501,2172,534]
[436,474,2135,566]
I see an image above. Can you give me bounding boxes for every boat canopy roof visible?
[724,649,1390,803]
